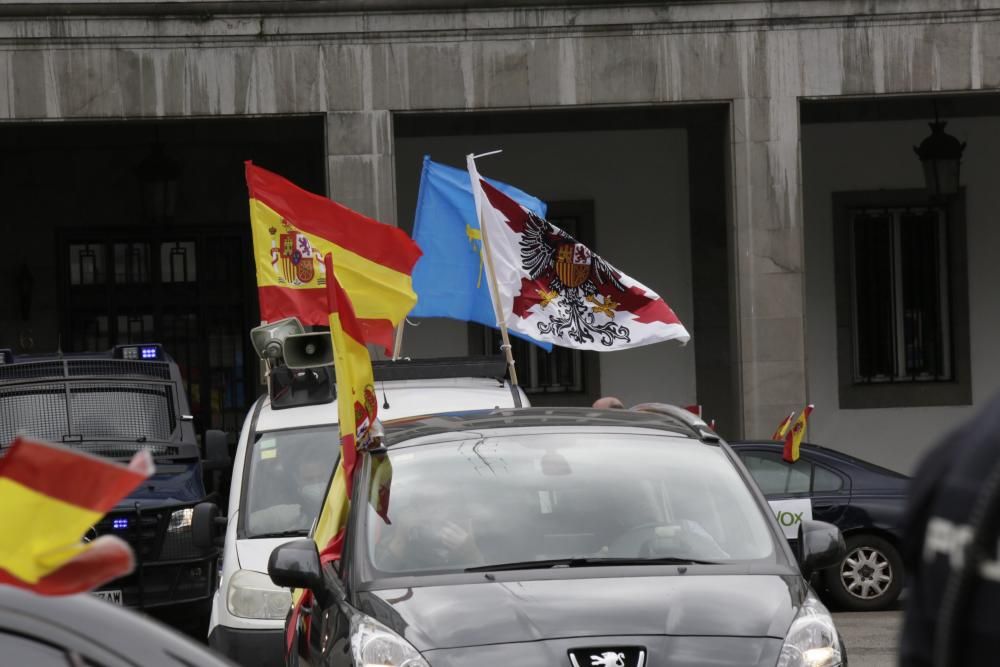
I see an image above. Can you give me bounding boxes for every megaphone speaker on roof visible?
[250,317,305,361]
[284,332,334,369]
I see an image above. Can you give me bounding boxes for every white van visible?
[196,359,528,666]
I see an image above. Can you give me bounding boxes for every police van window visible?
[812,465,844,492]
[741,452,811,495]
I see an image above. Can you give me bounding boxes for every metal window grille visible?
[850,205,952,383]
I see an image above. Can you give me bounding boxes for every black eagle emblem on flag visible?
[517,211,632,346]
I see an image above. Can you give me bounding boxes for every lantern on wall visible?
[913,116,966,200]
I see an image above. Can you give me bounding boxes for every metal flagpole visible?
[466,152,522,407]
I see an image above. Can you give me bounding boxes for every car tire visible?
[823,534,903,611]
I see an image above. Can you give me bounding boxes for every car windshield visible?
[244,426,339,538]
[363,431,775,576]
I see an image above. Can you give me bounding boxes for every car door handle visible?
[813,504,835,511]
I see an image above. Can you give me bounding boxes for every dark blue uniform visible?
[900,392,1000,666]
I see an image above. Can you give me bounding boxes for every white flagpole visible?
[391,320,405,361]
[466,152,522,401]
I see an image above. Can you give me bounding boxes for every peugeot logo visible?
[568,647,645,667]
[82,526,99,544]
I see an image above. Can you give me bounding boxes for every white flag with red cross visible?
[471,162,690,352]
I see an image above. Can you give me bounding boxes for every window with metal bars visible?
[833,189,970,409]
[850,205,951,383]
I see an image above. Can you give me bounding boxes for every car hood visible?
[236,537,299,573]
[357,571,805,651]
[115,461,206,507]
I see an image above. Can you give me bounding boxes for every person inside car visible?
[372,495,485,572]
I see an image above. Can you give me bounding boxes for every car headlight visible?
[167,508,194,532]
[226,569,292,620]
[777,593,843,667]
[350,614,429,667]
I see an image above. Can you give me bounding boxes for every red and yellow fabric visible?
[286,254,379,653]
[0,437,153,595]
[782,405,814,463]
[772,411,796,441]
[245,161,423,353]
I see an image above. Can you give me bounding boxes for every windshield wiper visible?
[465,556,718,572]
[251,529,309,539]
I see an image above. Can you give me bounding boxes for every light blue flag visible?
[411,156,552,350]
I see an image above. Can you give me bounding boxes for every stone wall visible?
[1,0,997,436]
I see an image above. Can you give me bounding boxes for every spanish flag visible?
[245,162,422,353]
[286,254,379,652]
[772,411,796,441]
[782,405,814,463]
[0,437,153,595]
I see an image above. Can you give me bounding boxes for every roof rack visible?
[629,402,720,442]
[373,356,507,383]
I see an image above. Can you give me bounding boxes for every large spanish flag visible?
[286,254,378,652]
[245,161,422,353]
[0,437,153,595]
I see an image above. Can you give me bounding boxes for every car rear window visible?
[362,431,776,576]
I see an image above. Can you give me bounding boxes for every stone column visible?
[731,90,808,438]
[326,110,398,225]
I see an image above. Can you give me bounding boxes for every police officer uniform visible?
[900,391,1000,666]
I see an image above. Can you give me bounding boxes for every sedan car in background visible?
[730,440,909,611]
[270,407,848,667]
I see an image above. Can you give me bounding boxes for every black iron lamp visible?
[137,138,180,223]
[913,111,966,200]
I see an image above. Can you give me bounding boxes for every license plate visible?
[93,590,123,605]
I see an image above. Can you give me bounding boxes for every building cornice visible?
[0,0,998,46]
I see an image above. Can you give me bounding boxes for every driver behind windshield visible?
[246,437,332,536]
[373,494,486,571]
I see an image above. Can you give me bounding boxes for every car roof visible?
[0,586,234,666]
[382,406,703,445]
[254,376,523,432]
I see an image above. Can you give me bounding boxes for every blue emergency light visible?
[112,518,129,530]
[113,344,164,361]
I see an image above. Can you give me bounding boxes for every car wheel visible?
[823,534,903,611]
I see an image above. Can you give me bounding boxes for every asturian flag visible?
[470,158,690,351]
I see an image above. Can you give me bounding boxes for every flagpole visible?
[391,320,405,361]
[466,152,522,407]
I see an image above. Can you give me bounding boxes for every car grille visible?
[95,508,203,563]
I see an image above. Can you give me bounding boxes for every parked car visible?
[730,439,909,611]
[0,585,235,666]
[0,345,228,619]
[270,407,848,667]
[196,357,529,667]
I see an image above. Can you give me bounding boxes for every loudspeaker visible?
[250,317,304,360]
[283,332,334,369]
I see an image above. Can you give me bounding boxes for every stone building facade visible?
[1,1,998,471]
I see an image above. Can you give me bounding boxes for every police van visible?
[192,324,528,667]
[0,344,228,617]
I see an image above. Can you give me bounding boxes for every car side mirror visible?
[192,502,227,552]
[268,539,324,593]
[202,429,231,471]
[797,519,846,577]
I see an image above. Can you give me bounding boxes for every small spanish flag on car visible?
[772,411,796,440]
[0,437,153,595]
[245,162,422,354]
[287,254,381,653]
[782,405,814,463]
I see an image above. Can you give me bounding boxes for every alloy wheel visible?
[840,545,893,600]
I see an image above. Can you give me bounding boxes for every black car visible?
[269,407,849,667]
[0,344,231,620]
[730,440,909,611]
[0,585,236,666]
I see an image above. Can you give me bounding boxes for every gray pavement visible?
[834,609,902,667]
